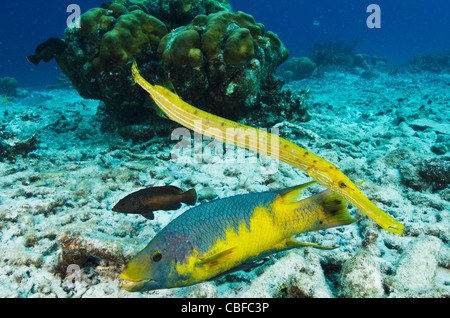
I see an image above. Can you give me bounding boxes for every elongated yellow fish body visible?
[121,182,355,291]
[130,61,404,235]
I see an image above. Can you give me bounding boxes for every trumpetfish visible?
[130,61,404,235]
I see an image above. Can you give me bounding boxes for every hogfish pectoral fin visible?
[196,247,237,272]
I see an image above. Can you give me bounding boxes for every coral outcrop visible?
[159,10,289,118]
[0,127,38,162]
[0,77,18,96]
[146,0,232,30]
[399,156,450,191]
[55,0,292,129]
[98,10,168,65]
[56,4,170,125]
[405,52,450,74]
[279,57,316,82]
[386,236,443,297]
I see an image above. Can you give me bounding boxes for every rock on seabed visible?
[389,235,442,296]
[339,249,384,298]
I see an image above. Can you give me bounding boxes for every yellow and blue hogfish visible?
[121,181,355,291]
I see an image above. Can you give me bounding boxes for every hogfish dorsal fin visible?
[277,180,317,203]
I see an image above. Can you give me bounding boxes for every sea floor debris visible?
[0,69,448,297]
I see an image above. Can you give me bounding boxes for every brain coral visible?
[55,0,295,131]
[223,28,255,66]
[158,10,289,117]
[99,10,167,65]
[146,0,232,29]
[56,3,170,124]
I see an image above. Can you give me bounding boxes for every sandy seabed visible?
[0,69,448,298]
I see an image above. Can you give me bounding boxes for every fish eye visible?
[339,182,347,188]
[151,250,162,262]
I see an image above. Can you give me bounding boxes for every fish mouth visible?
[111,202,122,212]
[120,271,151,292]
[121,279,151,292]
[120,273,152,292]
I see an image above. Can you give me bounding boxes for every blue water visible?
[1,0,449,89]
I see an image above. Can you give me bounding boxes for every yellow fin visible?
[318,189,357,228]
[160,79,177,95]
[285,238,338,250]
[278,180,317,203]
[356,180,367,187]
[197,247,236,272]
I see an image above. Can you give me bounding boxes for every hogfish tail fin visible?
[317,189,357,229]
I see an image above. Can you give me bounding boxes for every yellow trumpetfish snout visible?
[130,61,404,235]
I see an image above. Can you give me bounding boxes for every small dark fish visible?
[112,186,197,220]
[27,38,67,66]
